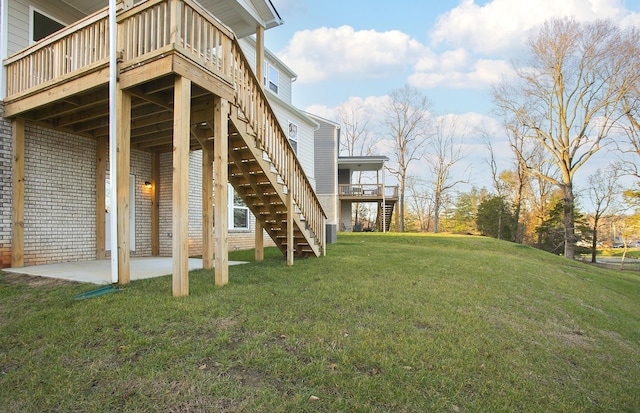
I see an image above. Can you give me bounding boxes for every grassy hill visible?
[1,233,639,412]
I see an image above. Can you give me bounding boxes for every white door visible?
[105,175,136,251]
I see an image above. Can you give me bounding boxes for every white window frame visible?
[288,121,298,153]
[263,62,279,94]
[29,6,67,44]
[228,184,249,230]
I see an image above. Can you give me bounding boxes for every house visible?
[337,156,398,232]
[0,0,332,296]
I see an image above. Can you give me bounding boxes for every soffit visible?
[59,0,282,38]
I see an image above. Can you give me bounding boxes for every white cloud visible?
[430,0,632,54]
[278,25,426,83]
[409,58,514,89]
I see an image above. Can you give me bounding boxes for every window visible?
[263,62,279,94]
[30,8,66,43]
[229,185,249,229]
[288,122,298,153]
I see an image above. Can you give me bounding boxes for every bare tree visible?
[482,133,507,239]
[620,84,640,179]
[338,101,372,157]
[338,101,374,227]
[427,116,469,233]
[383,85,433,232]
[406,176,433,232]
[493,18,639,259]
[587,168,621,263]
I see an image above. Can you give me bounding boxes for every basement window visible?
[229,185,249,230]
[30,7,66,43]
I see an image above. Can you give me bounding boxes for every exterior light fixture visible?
[144,181,152,189]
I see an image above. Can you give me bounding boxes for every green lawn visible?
[1,233,639,412]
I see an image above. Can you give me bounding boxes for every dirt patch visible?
[0,272,78,288]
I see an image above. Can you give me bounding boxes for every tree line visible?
[339,18,640,259]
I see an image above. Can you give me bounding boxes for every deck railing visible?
[3,0,326,251]
[339,184,399,199]
[4,8,110,98]
[231,36,327,245]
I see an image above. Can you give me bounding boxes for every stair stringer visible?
[228,110,321,257]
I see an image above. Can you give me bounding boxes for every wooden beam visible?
[256,25,265,87]
[255,219,264,262]
[201,131,214,270]
[3,63,109,118]
[151,151,160,256]
[116,88,131,284]
[214,96,229,286]
[172,75,191,297]
[11,118,25,268]
[96,136,107,259]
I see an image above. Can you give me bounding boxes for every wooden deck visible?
[338,184,399,201]
[3,0,326,294]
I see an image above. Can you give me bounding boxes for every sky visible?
[264,0,640,209]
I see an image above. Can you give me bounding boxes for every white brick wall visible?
[0,103,12,267]
[22,123,97,265]
[0,110,276,267]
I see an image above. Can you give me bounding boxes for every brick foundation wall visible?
[22,124,97,265]
[0,103,12,268]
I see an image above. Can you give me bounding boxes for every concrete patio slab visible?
[2,257,248,284]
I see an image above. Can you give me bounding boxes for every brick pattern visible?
[0,112,274,267]
[0,104,12,268]
[22,123,97,265]
[103,147,153,258]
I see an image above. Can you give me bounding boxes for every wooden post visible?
[255,25,265,87]
[255,220,264,261]
[116,88,131,284]
[11,118,25,268]
[96,136,107,259]
[214,96,229,286]
[254,26,265,263]
[202,139,214,269]
[172,76,191,296]
[151,151,160,256]
[287,183,294,266]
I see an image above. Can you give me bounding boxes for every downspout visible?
[108,0,118,284]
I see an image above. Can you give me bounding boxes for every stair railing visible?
[230,37,326,250]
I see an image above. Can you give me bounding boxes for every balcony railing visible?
[4,8,110,98]
[3,0,326,249]
[339,184,399,199]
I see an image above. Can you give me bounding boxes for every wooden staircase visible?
[226,38,326,258]
[227,110,321,257]
[376,200,396,232]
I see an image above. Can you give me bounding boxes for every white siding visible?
[6,0,85,55]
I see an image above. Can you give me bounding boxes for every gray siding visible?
[312,117,338,195]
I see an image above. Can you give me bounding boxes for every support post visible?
[96,136,107,259]
[202,138,214,269]
[255,220,264,261]
[255,20,266,262]
[11,118,24,268]
[287,163,295,266]
[116,88,131,284]
[214,96,229,286]
[172,76,191,296]
[151,151,160,256]
[255,25,265,86]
